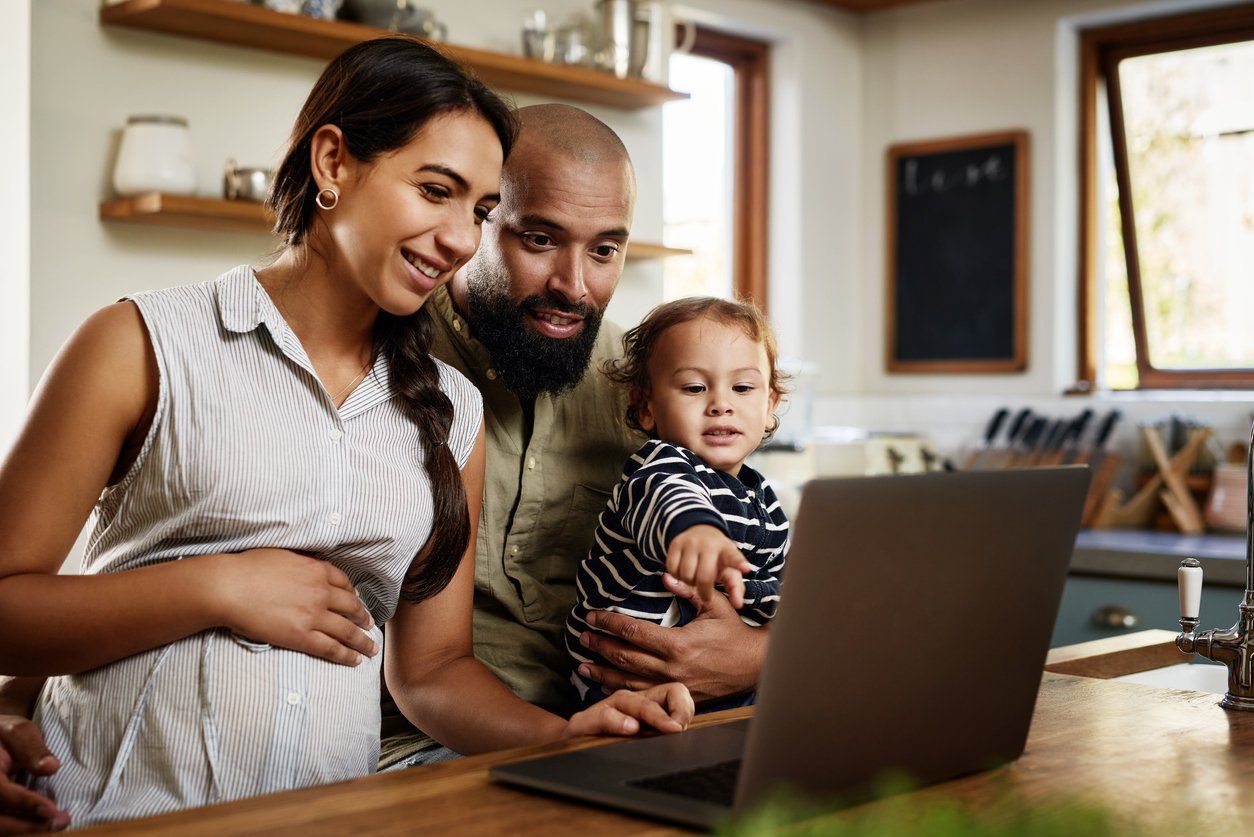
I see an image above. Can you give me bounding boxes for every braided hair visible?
[269,37,516,602]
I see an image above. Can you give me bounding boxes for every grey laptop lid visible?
[491,467,1090,827]
[735,467,1090,811]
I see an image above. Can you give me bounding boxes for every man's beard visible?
[466,271,603,399]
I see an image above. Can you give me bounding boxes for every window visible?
[1079,6,1254,389]
[663,27,769,310]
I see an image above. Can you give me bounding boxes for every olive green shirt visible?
[380,286,640,767]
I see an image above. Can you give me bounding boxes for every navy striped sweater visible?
[565,439,790,703]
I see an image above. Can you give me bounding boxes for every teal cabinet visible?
[1052,574,1242,648]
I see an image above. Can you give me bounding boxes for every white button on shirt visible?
[328,428,343,441]
[286,691,302,706]
[328,512,342,526]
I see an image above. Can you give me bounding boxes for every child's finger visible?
[664,544,683,578]
[695,554,719,597]
[720,567,746,609]
[678,549,700,588]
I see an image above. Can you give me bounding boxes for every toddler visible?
[565,297,790,709]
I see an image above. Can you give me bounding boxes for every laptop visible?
[490,467,1091,829]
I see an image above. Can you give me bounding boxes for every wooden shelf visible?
[624,241,694,260]
[99,194,692,261]
[99,0,689,110]
[100,192,270,233]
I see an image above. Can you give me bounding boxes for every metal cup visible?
[223,159,274,203]
[596,0,635,78]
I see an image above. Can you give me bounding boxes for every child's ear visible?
[632,388,656,432]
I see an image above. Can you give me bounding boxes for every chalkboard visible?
[886,131,1029,373]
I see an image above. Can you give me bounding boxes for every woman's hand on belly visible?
[200,549,379,667]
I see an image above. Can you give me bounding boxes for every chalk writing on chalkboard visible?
[886,131,1029,374]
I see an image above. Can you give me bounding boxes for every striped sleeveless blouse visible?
[31,266,482,827]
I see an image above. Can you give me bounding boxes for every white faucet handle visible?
[1179,557,1203,621]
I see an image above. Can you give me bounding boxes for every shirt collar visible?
[429,284,499,380]
[214,265,393,418]
[217,265,285,340]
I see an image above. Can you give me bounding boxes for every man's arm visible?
[0,676,70,833]
[575,573,768,703]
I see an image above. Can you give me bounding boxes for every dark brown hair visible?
[269,37,516,603]
[604,297,789,440]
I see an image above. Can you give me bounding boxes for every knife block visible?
[1089,427,1210,532]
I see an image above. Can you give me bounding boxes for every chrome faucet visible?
[1177,423,1254,711]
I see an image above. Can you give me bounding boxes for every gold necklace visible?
[331,356,372,405]
[266,288,372,406]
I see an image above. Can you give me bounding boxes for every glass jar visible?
[112,115,197,197]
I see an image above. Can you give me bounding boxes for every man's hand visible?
[576,573,768,703]
[664,525,752,608]
[0,714,69,833]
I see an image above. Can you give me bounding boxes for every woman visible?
[0,37,691,829]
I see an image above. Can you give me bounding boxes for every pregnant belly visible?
[37,628,384,822]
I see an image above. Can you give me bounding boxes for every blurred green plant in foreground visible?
[717,776,1231,836]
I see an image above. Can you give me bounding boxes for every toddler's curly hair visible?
[604,297,790,439]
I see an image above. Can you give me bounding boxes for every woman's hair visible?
[604,297,790,440]
[268,37,517,604]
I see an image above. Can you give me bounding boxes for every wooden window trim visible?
[688,27,770,312]
[1077,5,1254,390]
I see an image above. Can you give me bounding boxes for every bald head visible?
[503,104,636,207]
[453,105,635,398]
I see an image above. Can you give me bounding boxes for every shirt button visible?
[328,428,343,442]
[486,369,498,381]
[286,691,301,705]
[509,545,519,556]
[527,457,536,471]
[328,512,342,526]
[453,319,462,332]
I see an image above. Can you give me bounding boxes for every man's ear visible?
[309,124,353,196]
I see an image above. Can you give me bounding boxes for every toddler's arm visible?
[616,443,751,605]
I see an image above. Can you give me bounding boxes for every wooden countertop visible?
[86,632,1252,834]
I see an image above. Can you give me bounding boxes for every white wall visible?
[1,1,31,450]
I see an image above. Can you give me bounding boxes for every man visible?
[0,104,768,821]
[381,104,768,768]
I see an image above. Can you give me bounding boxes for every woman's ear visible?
[309,124,351,195]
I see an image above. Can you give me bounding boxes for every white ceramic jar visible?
[112,115,197,197]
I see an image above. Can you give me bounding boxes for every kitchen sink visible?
[1114,662,1229,694]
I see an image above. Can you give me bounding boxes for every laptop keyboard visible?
[627,759,742,807]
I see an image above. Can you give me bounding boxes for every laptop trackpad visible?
[591,719,750,769]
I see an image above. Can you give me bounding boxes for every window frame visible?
[684,26,771,312]
[1078,5,1254,390]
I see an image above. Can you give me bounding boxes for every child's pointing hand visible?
[665,524,754,608]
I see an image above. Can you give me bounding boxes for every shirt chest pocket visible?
[543,483,612,584]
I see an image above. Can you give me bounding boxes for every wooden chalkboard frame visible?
[885,130,1030,374]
